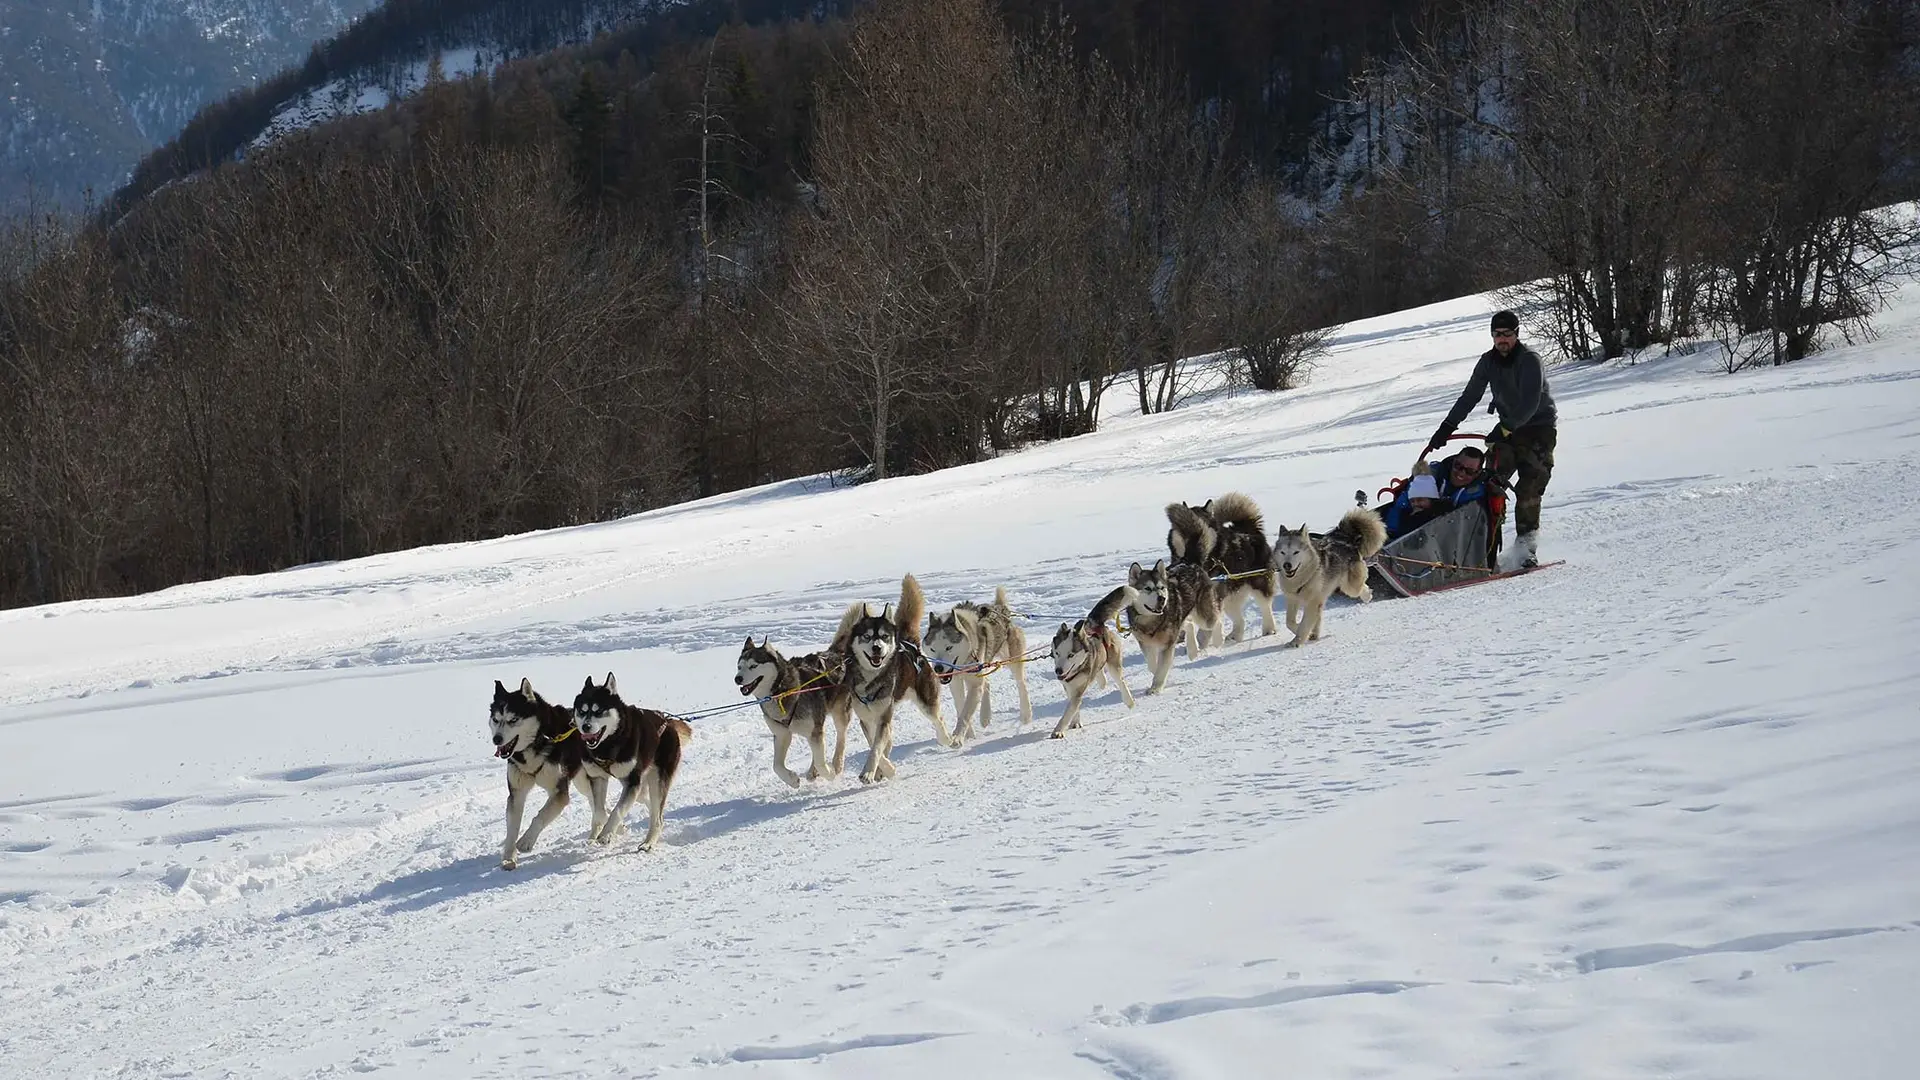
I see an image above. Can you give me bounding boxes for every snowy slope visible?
[251,46,489,151]
[3,280,1919,1078]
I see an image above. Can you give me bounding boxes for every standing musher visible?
[1423,309,1556,568]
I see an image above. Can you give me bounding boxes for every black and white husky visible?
[571,674,693,853]
[488,678,605,870]
[1049,586,1138,738]
[735,636,854,789]
[1125,559,1225,693]
[924,586,1034,743]
[837,573,950,782]
[1166,491,1278,642]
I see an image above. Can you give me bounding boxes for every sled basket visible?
[1367,500,1500,599]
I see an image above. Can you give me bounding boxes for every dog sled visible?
[1361,437,1561,600]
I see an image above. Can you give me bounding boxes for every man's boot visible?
[1514,530,1539,569]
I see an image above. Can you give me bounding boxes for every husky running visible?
[924,586,1034,743]
[1166,492,1278,642]
[488,678,604,870]
[1272,509,1389,648]
[735,636,854,789]
[1049,585,1138,738]
[572,673,693,853]
[837,573,951,782]
[1125,558,1225,694]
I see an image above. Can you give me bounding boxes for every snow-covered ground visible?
[4,280,1919,1078]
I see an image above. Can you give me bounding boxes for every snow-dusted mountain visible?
[0,0,377,209]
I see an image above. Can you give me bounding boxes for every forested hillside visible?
[2,0,1913,609]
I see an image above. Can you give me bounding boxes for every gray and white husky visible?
[488,677,605,870]
[837,573,951,782]
[1049,586,1138,738]
[924,586,1034,743]
[735,636,853,789]
[1272,508,1389,648]
[1125,559,1225,694]
[1166,491,1278,642]
[572,673,693,853]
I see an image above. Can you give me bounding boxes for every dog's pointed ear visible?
[1129,561,1142,575]
[1153,558,1166,573]
[605,672,617,695]
[518,677,534,699]
[1298,523,1310,537]
[744,634,755,649]
[494,679,507,696]
[883,602,894,623]
[582,675,595,693]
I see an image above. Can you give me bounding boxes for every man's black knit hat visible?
[1490,310,1520,333]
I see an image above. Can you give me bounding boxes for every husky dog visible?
[572,673,693,853]
[837,573,951,783]
[1049,586,1138,738]
[1125,559,1225,694]
[924,586,1034,743]
[735,636,854,789]
[1166,492,1278,642]
[1272,508,1390,648]
[488,678,606,870]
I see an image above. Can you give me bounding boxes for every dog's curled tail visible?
[1165,502,1216,563]
[1332,507,1389,560]
[1087,585,1136,631]
[1207,491,1266,535]
[670,715,694,743]
[897,573,926,645]
[992,585,1010,612]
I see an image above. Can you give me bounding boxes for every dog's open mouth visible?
[1282,565,1299,578]
[938,673,953,685]
[494,737,519,759]
[581,729,604,749]
[739,676,766,697]
[866,648,887,667]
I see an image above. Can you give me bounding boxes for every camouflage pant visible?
[1487,424,1556,535]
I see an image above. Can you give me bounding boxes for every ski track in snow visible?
[3,286,1920,1077]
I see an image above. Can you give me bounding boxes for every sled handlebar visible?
[1381,432,1492,500]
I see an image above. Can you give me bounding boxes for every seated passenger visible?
[1383,472,1448,539]
[1437,445,1488,504]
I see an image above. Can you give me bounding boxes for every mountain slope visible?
[0,0,376,208]
[2,280,1918,1076]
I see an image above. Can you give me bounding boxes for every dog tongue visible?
[494,742,513,759]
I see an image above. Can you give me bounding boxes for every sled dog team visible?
[486,491,1386,868]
